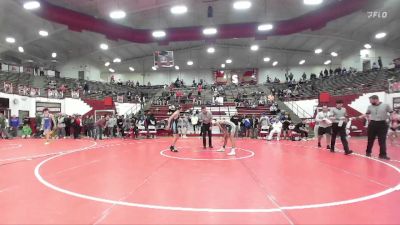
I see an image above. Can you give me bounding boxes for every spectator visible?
[197,84,203,96]
[289,73,294,81]
[378,56,383,69]
[191,112,199,134]
[21,124,32,138]
[73,115,82,139]
[372,62,379,70]
[9,115,19,137]
[83,82,89,94]
[0,112,11,139]
[65,115,72,137]
[294,119,309,140]
[57,114,66,138]
[94,116,108,140]
[324,68,329,77]
[302,72,307,81]
[270,104,278,115]
[230,113,240,137]
[268,118,282,141]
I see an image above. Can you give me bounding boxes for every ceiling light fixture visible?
[324,60,331,65]
[250,45,259,51]
[51,52,57,58]
[226,59,232,64]
[207,47,215,53]
[175,65,180,70]
[5,37,16,43]
[364,44,372,49]
[221,64,226,68]
[299,59,305,65]
[105,62,110,67]
[152,30,166,38]
[203,27,218,36]
[258,24,273,31]
[304,0,323,5]
[152,66,157,71]
[263,57,270,62]
[233,1,252,10]
[375,32,386,39]
[170,5,188,14]
[272,61,278,66]
[109,68,115,73]
[113,58,121,63]
[109,10,126,19]
[100,43,109,50]
[330,52,338,57]
[23,1,41,10]
[187,60,194,66]
[314,48,323,54]
[129,67,135,72]
[18,46,24,53]
[38,30,49,37]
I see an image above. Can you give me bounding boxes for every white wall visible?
[259,64,340,82]
[101,69,214,85]
[350,91,400,114]
[341,45,400,71]
[115,103,141,116]
[0,92,92,117]
[57,58,104,82]
[284,99,319,118]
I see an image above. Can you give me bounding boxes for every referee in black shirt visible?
[358,95,393,160]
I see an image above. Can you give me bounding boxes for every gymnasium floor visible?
[0,137,399,224]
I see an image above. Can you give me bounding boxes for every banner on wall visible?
[213,68,258,85]
[47,70,55,77]
[1,64,8,72]
[36,102,61,114]
[154,51,174,68]
[23,67,34,75]
[393,97,400,111]
[394,57,400,68]
[9,65,19,73]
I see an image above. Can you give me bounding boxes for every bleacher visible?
[0,71,163,103]
[266,69,399,101]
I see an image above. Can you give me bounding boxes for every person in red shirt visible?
[94,115,108,140]
[197,84,202,96]
[73,115,82,139]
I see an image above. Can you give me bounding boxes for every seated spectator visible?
[270,104,278,115]
[21,123,32,138]
[268,117,282,141]
[294,120,309,140]
[372,62,379,70]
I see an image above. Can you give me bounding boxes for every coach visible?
[359,95,392,160]
[199,106,213,148]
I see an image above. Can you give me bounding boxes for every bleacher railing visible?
[285,101,313,119]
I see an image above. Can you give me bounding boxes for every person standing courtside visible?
[316,105,332,150]
[329,100,353,155]
[199,106,213,148]
[358,95,392,160]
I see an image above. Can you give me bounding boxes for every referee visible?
[199,106,213,149]
[329,100,353,155]
[359,95,392,160]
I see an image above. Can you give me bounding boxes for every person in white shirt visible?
[191,113,199,134]
[179,114,189,138]
[268,118,283,141]
[315,105,332,149]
